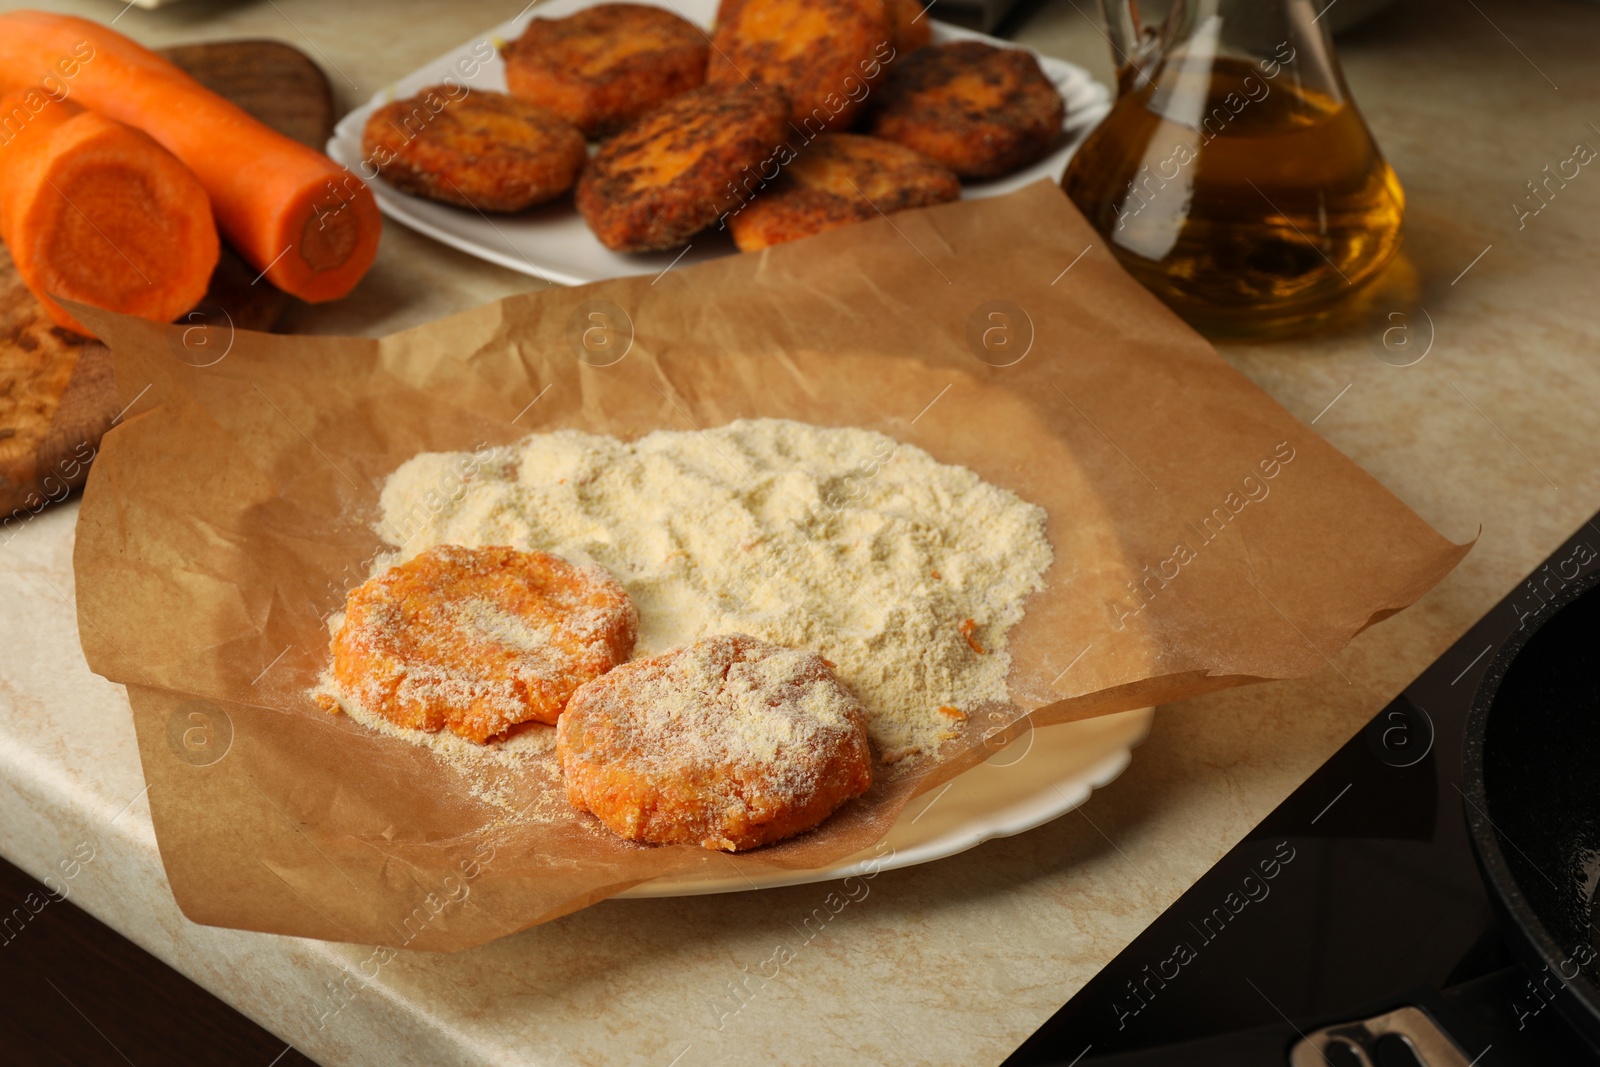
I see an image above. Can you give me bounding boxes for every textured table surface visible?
[2,0,1598,1064]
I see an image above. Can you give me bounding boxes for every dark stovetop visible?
[1006,512,1600,1067]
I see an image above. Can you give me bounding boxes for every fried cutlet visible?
[865,41,1064,180]
[708,0,895,131]
[502,4,710,138]
[888,0,932,53]
[362,86,587,211]
[728,132,959,251]
[575,82,791,252]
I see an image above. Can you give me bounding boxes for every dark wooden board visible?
[0,40,337,522]
[0,853,320,1066]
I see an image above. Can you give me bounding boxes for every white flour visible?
[373,418,1052,765]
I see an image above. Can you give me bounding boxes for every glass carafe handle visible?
[1099,0,1186,95]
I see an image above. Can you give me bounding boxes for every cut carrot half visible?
[0,90,218,337]
[0,11,381,303]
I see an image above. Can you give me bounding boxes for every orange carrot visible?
[0,89,218,336]
[959,617,986,655]
[0,11,381,303]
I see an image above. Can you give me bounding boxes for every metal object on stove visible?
[1290,1006,1470,1066]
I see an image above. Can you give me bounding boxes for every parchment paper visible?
[71,180,1468,950]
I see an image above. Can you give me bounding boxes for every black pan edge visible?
[1463,565,1600,1044]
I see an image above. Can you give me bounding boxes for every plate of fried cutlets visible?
[328,0,1112,285]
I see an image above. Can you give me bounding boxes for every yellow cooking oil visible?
[1063,57,1404,337]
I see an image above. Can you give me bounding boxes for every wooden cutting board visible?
[0,40,337,523]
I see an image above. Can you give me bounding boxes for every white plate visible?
[328,0,1113,286]
[618,707,1153,897]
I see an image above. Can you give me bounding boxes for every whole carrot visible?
[0,11,381,303]
[0,89,218,336]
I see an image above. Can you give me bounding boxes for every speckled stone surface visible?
[2,0,1598,1064]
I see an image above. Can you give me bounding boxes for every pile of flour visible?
[373,418,1052,764]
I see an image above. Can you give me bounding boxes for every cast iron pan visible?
[1464,566,1600,1051]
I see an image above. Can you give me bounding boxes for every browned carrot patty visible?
[557,634,873,851]
[331,544,638,743]
[728,132,959,251]
[362,86,587,211]
[502,3,710,138]
[707,0,895,131]
[575,82,791,252]
[887,0,932,53]
[865,41,1064,180]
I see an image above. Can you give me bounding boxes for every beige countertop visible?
[2,0,1599,1064]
